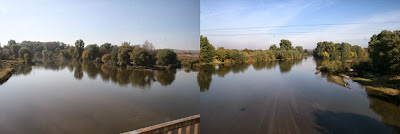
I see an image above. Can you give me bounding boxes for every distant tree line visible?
[200,35,306,64]
[0,39,179,68]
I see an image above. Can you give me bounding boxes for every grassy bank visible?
[0,60,16,85]
[316,65,400,96]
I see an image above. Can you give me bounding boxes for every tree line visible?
[313,30,400,75]
[200,35,306,64]
[0,39,179,68]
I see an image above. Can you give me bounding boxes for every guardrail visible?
[122,114,200,134]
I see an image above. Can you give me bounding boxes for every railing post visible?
[186,125,191,134]
[194,123,199,134]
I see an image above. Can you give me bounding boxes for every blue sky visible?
[201,0,400,49]
[0,0,199,50]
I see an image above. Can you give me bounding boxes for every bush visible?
[131,48,154,66]
[156,49,178,66]
[102,54,111,63]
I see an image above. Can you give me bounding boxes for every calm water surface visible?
[0,60,199,134]
[200,57,400,134]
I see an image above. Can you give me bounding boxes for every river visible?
[0,60,199,134]
[200,57,400,134]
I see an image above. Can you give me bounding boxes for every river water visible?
[0,60,199,134]
[200,57,400,134]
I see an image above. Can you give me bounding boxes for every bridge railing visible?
[121,114,200,134]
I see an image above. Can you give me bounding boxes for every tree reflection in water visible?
[198,59,302,92]
[13,60,177,89]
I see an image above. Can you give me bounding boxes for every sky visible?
[0,0,200,50]
[200,0,400,50]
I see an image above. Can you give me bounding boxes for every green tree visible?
[340,42,352,59]
[254,50,267,62]
[118,47,132,66]
[131,48,154,66]
[74,39,85,60]
[10,44,21,59]
[110,46,119,63]
[295,46,303,52]
[269,44,278,50]
[99,43,112,56]
[216,47,229,61]
[8,40,17,47]
[230,50,247,63]
[59,50,72,60]
[279,39,293,50]
[200,35,215,63]
[18,47,33,64]
[156,49,178,66]
[83,44,99,61]
[368,30,400,74]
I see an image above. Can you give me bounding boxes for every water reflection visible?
[198,60,302,92]
[313,110,397,134]
[12,60,177,89]
[200,57,400,134]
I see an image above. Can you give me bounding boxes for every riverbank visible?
[316,65,399,96]
[0,61,16,85]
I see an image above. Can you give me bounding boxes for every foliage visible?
[131,48,154,66]
[117,47,132,66]
[368,30,400,74]
[83,44,99,61]
[18,47,33,64]
[253,50,267,62]
[295,46,303,52]
[74,39,85,60]
[156,49,178,66]
[101,54,111,63]
[230,50,248,63]
[269,44,278,50]
[215,47,230,61]
[10,44,21,59]
[142,40,155,51]
[200,35,215,63]
[59,50,72,60]
[99,43,112,55]
[313,41,367,60]
[280,39,293,50]
[110,46,119,63]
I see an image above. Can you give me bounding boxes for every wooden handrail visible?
[122,114,200,134]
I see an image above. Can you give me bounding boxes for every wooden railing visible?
[121,114,200,134]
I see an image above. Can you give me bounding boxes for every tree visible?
[254,50,267,62]
[368,30,400,74]
[8,40,17,47]
[110,46,119,63]
[99,43,112,56]
[10,44,21,59]
[230,50,247,63]
[279,39,293,50]
[215,47,229,61]
[340,42,352,59]
[200,35,215,63]
[83,44,99,61]
[131,48,154,66]
[118,47,132,66]
[295,46,303,52]
[18,47,33,64]
[142,40,155,51]
[156,49,178,66]
[74,39,85,60]
[269,44,278,50]
[59,50,72,60]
